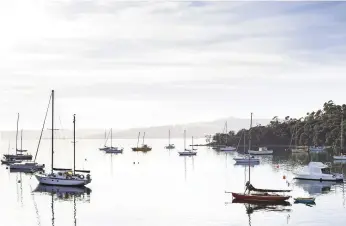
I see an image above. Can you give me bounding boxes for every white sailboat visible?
[178,130,197,156]
[165,130,175,149]
[220,121,236,151]
[99,129,110,151]
[105,128,123,154]
[234,113,260,164]
[35,90,91,186]
[334,111,346,160]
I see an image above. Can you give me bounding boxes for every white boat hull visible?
[333,155,346,160]
[220,146,236,151]
[233,157,260,164]
[294,162,344,182]
[248,150,273,155]
[35,174,91,186]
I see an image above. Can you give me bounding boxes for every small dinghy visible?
[294,197,316,204]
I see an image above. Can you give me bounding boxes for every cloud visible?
[0,1,345,129]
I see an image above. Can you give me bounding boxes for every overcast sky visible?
[0,1,345,130]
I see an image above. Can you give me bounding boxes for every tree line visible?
[211,101,346,148]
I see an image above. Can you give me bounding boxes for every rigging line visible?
[34,93,52,163]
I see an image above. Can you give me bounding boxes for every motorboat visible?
[234,155,260,164]
[294,162,344,182]
[165,144,175,149]
[309,146,325,152]
[220,146,237,151]
[248,147,273,155]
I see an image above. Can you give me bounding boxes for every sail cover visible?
[245,181,291,193]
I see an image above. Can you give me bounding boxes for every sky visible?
[0,0,345,130]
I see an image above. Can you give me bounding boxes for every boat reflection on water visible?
[232,199,291,226]
[33,184,92,226]
[34,184,92,202]
[294,180,336,195]
[234,162,260,167]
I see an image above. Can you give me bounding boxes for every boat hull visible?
[248,150,273,155]
[232,192,290,202]
[132,147,152,152]
[294,198,315,204]
[35,174,91,186]
[333,155,346,160]
[220,146,236,151]
[3,154,33,160]
[178,151,197,156]
[9,163,45,171]
[233,157,260,164]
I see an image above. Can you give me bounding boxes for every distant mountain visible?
[0,117,271,140]
[85,116,271,139]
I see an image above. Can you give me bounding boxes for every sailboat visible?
[99,129,110,151]
[35,90,91,186]
[3,113,32,161]
[9,117,45,171]
[334,111,346,160]
[165,130,175,149]
[1,142,22,165]
[132,132,152,152]
[234,113,260,164]
[230,115,291,203]
[220,121,236,151]
[178,130,197,156]
[105,129,124,154]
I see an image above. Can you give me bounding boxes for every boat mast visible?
[341,110,344,154]
[184,130,186,151]
[16,113,19,154]
[225,121,228,146]
[73,114,76,174]
[20,129,23,151]
[192,136,194,150]
[137,132,140,148]
[248,113,253,184]
[169,130,171,146]
[142,132,145,145]
[111,128,113,148]
[51,90,54,174]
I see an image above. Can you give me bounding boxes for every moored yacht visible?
[35,91,92,187]
[248,147,273,155]
[294,162,343,182]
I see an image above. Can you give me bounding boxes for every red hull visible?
[232,192,290,202]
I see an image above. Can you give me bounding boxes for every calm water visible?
[1,138,346,226]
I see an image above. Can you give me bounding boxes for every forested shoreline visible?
[211,101,345,149]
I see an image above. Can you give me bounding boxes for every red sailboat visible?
[229,113,291,203]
